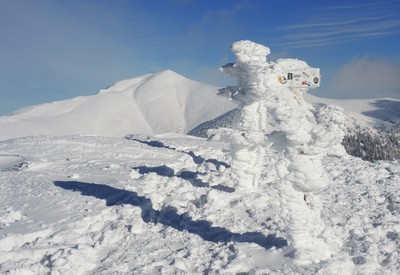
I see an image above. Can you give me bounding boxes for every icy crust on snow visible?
[0,135,399,274]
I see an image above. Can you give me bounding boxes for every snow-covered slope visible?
[0,70,235,141]
[305,93,400,130]
[1,69,399,142]
[0,134,399,274]
[190,94,400,137]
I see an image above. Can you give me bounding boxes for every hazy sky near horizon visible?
[1,0,400,115]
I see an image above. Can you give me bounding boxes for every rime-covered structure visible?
[215,40,346,265]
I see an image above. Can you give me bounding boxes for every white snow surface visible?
[0,70,235,141]
[0,134,399,274]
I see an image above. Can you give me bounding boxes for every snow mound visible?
[0,70,236,141]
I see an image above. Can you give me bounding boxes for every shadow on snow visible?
[125,135,230,170]
[125,135,234,192]
[133,165,235,193]
[54,180,287,250]
[363,99,400,124]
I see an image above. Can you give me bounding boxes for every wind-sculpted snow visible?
[0,135,399,273]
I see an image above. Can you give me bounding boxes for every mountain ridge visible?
[1,70,400,141]
[0,70,236,141]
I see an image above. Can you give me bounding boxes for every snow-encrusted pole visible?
[215,41,273,191]
[216,40,346,265]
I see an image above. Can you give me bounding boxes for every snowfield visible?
[0,134,399,274]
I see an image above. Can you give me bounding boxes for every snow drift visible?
[0,70,235,141]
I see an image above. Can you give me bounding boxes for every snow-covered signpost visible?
[216,40,346,265]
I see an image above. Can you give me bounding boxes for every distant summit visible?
[0,71,236,141]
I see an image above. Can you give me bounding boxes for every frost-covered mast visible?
[217,40,346,265]
[216,41,272,191]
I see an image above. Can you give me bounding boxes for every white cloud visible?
[270,1,400,49]
[330,57,400,99]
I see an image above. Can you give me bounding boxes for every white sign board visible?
[278,68,320,89]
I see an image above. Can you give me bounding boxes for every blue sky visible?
[1,0,400,115]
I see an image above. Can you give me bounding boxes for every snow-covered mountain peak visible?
[0,71,236,141]
[153,69,188,80]
[2,67,400,143]
[98,70,185,94]
[97,73,153,94]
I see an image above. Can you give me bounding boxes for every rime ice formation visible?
[215,40,346,264]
